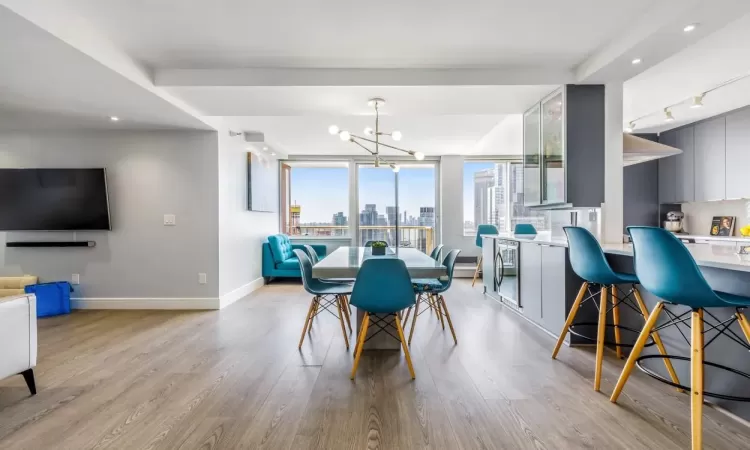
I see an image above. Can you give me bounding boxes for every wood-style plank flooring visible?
[1,279,749,449]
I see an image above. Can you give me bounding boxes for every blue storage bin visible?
[24,282,73,317]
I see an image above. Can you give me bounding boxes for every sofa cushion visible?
[277,257,300,271]
[268,234,293,265]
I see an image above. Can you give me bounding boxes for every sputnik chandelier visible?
[328,98,425,172]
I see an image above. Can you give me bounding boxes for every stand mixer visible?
[664,211,685,233]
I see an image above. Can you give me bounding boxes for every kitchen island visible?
[482,232,750,421]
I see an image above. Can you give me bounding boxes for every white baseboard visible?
[219,277,265,309]
[71,297,220,310]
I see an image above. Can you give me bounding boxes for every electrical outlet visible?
[72,273,80,285]
[198,273,207,284]
[164,214,176,226]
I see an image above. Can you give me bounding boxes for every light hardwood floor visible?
[1,279,749,449]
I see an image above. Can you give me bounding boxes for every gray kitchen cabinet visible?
[541,245,567,335]
[725,108,750,199]
[519,242,542,325]
[658,130,677,204]
[482,237,495,294]
[694,117,726,202]
[675,127,695,203]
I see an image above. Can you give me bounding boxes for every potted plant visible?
[371,241,387,256]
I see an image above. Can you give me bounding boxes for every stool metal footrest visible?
[635,354,750,402]
[569,322,656,348]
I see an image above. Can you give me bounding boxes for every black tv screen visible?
[0,168,111,231]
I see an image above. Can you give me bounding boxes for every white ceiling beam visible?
[155,67,574,87]
[1,0,217,130]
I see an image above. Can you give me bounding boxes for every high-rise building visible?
[289,204,301,235]
[474,169,496,229]
[386,206,398,227]
[403,210,408,224]
[419,207,435,228]
[331,212,347,236]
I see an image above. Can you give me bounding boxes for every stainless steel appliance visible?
[494,239,521,308]
[663,210,685,233]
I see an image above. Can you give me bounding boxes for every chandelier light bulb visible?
[391,130,403,141]
[690,95,704,108]
[364,127,374,136]
[664,108,675,122]
[339,130,351,141]
[414,151,425,161]
[391,164,400,173]
[328,125,340,135]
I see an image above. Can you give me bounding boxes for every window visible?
[463,160,549,235]
[280,162,349,237]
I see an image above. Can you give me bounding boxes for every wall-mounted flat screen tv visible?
[0,168,111,231]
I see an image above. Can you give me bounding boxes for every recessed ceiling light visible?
[631,58,642,65]
[263,146,268,151]
[683,23,698,33]
[270,152,276,156]
[109,116,119,122]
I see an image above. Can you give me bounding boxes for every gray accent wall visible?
[623,133,660,231]
[0,130,220,299]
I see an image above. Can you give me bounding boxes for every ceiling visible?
[0,6,210,131]
[64,0,656,70]
[224,115,507,156]
[624,12,750,133]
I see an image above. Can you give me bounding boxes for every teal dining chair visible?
[429,244,444,261]
[472,224,499,287]
[294,249,353,350]
[610,227,750,449]
[349,258,417,380]
[405,249,461,345]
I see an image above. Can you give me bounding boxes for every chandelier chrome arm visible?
[349,134,414,156]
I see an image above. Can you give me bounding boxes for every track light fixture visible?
[690,94,705,108]
[664,108,675,122]
[625,122,636,133]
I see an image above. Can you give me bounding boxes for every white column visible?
[602,82,624,243]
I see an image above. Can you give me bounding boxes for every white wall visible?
[0,130,220,302]
[681,199,750,235]
[473,115,523,155]
[217,123,280,300]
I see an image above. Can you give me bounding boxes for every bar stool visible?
[552,227,681,392]
[472,224,498,287]
[610,227,750,450]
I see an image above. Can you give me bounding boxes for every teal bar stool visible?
[349,258,417,379]
[405,249,462,345]
[610,227,750,450]
[553,227,680,392]
[294,249,353,349]
[472,224,499,287]
[513,223,537,235]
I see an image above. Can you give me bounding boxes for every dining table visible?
[312,246,447,349]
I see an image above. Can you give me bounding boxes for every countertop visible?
[482,232,750,273]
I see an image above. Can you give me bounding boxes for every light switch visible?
[164,214,176,226]
[198,273,207,284]
[72,274,80,285]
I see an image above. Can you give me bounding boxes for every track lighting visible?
[664,108,675,122]
[625,122,635,133]
[690,95,704,108]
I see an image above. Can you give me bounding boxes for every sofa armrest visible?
[0,294,37,381]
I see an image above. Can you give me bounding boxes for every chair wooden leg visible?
[351,313,370,379]
[691,309,704,450]
[434,294,445,329]
[471,256,483,287]
[403,305,413,328]
[633,288,682,391]
[552,281,588,358]
[408,295,422,345]
[736,311,750,345]
[335,296,350,349]
[611,285,623,359]
[339,295,353,334]
[298,297,317,349]
[594,286,608,392]
[440,295,458,345]
[610,302,664,403]
[310,298,320,328]
[395,314,416,379]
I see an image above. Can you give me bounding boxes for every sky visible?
[289,162,495,224]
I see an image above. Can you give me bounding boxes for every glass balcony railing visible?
[288,225,434,253]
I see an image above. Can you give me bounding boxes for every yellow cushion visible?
[0,275,38,298]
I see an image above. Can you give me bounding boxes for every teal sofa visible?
[262,234,326,282]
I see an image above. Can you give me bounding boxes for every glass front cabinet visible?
[522,85,605,209]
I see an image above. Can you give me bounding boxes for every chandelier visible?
[328,98,425,172]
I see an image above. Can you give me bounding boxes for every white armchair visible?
[0,294,37,395]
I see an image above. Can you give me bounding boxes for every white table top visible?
[312,246,447,279]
